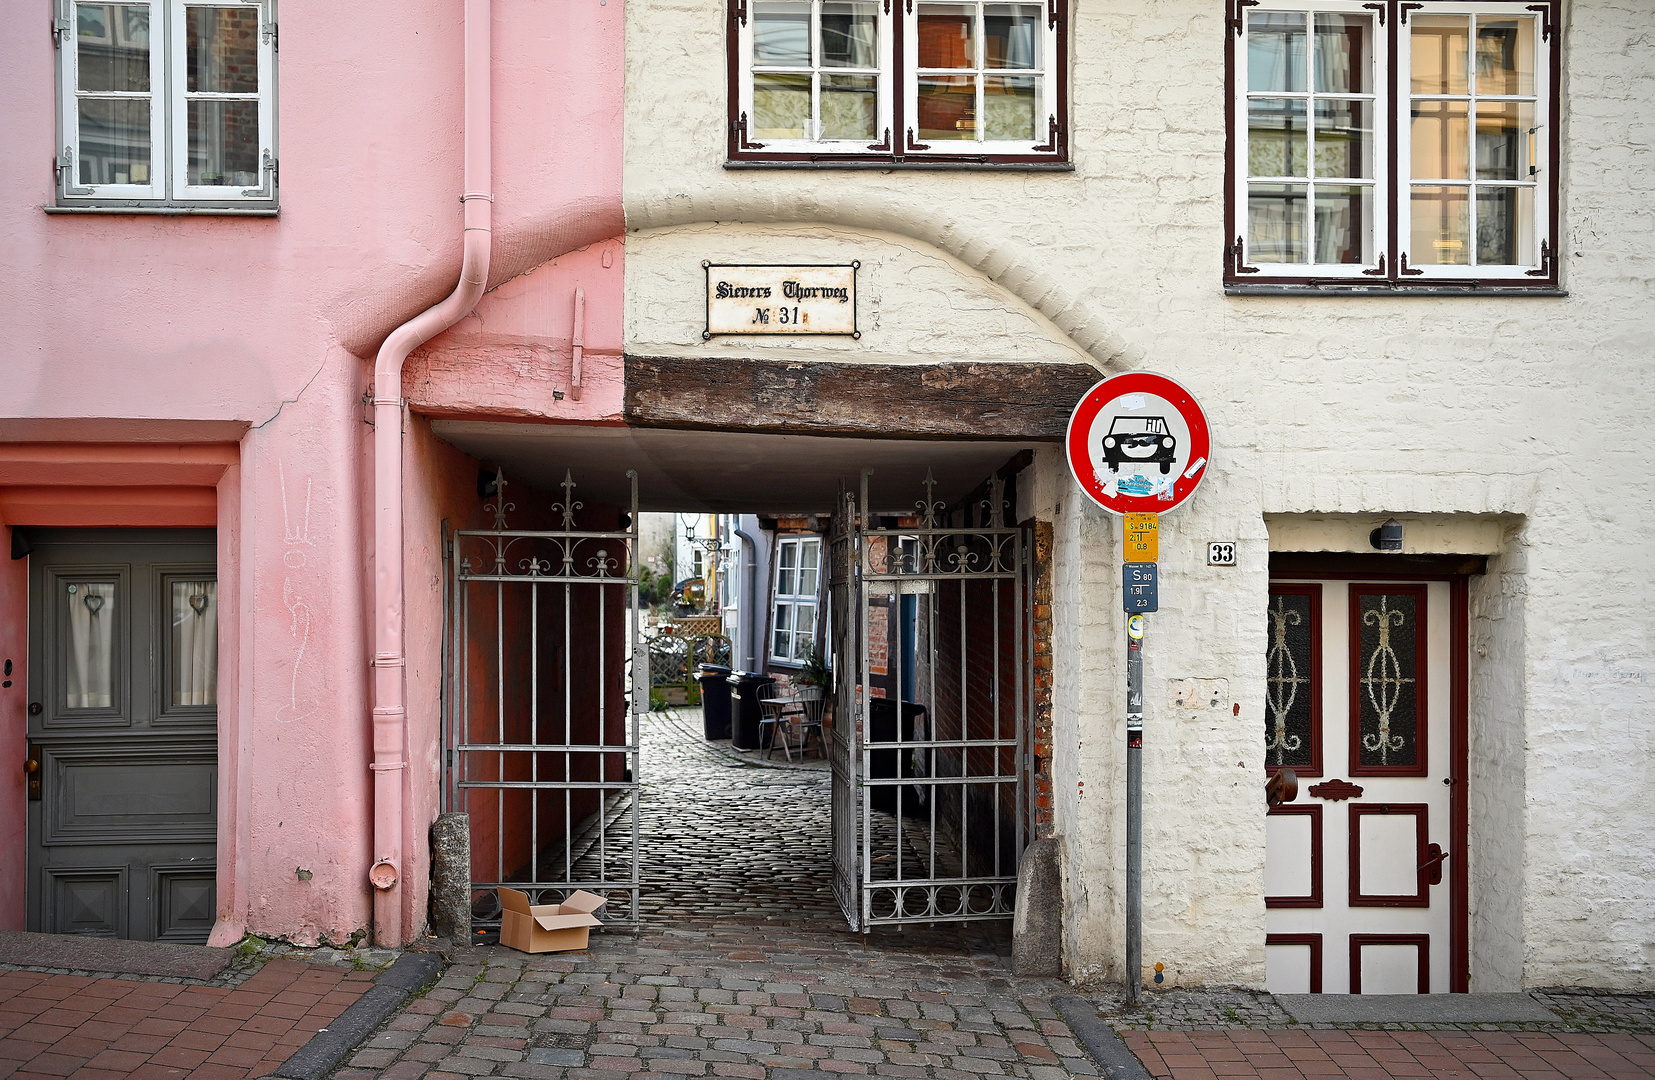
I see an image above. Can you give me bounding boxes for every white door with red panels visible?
[1264,578,1456,994]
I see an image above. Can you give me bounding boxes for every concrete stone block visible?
[430,813,473,944]
[1011,838,1062,978]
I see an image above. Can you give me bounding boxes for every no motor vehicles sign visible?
[1066,372,1212,516]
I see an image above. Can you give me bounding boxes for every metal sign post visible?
[1067,372,1211,1007]
[1122,515,1155,1008]
[1125,610,1146,1006]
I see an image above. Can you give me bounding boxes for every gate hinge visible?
[263,20,277,48]
[53,0,72,46]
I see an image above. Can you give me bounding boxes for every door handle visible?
[1417,843,1449,885]
[25,748,41,801]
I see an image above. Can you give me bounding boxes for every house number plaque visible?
[703,262,859,339]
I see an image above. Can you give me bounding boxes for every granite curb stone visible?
[274,952,444,1079]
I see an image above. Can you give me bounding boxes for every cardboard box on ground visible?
[497,887,608,953]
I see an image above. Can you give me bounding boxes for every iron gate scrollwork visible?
[444,470,643,929]
[831,468,1034,930]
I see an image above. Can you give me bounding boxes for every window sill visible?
[725,159,1074,173]
[1225,282,1566,298]
[45,204,279,217]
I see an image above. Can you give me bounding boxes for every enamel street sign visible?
[703,262,860,339]
[1123,563,1158,613]
[1067,372,1212,515]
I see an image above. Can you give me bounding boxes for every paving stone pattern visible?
[335,925,1096,1080]
[545,707,953,928]
[1119,1028,1655,1079]
[1084,985,1655,1035]
[0,958,374,1080]
[632,708,841,925]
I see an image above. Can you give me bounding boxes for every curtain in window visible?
[66,582,115,709]
[172,580,217,706]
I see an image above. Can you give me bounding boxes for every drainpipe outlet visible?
[369,860,400,891]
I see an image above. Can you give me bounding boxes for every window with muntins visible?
[729,0,1067,165]
[770,536,821,663]
[1225,0,1558,290]
[54,0,277,211]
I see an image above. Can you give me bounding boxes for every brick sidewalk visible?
[0,958,375,1080]
[1120,1028,1655,1079]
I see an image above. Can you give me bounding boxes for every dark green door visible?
[26,529,218,942]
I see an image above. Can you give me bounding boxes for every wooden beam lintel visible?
[624,355,1103,442]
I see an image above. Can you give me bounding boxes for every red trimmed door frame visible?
[1269,553,1470,994]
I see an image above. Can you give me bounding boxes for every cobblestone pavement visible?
[546,707,955,928]
[0,958,375,1080]
[1084,985,1655,1035]
[335,926,1094,1080]
[634,708,839,925]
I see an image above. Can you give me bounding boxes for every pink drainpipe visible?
[369,0,492,946]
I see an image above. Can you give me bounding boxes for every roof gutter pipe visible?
[734,527,760,670]
[368,0,492,946]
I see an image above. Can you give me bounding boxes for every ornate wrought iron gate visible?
[830,470,1034,930]
[444,471,643,928]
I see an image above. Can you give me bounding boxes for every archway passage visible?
[436,423,1041,936]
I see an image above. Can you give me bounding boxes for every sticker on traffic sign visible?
[1067,372,1212,515]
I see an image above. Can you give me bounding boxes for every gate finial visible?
[987,475,1006,528]
[485,467,513,531]
[918,468,942,529]
[555,470,583,532]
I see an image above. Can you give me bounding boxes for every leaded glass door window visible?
[1266,584,1321,775]
[1265,576,1458,995]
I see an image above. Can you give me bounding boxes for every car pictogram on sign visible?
[1066,371,1211,516]
[1101,416,1177,474]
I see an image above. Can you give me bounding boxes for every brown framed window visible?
[728,0,1068,166]
[1225,0,1559,292]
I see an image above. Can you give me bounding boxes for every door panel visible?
[1266,578,1455,993]
[27,530,218,942]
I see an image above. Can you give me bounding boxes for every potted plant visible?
[795,643,829,692]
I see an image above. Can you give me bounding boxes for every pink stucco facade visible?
[0,0,626,946]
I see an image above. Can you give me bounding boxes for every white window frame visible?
[54,0,278,210]
[769,535,822,664]
[901,0,1058,157]
[737,0,895,155]
[1229,0,1556,288]
[731,0,1066,163]
[1235,0,1388,280]
[1395,3,1548,278]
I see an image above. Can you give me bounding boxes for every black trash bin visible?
[868,698,928,815]
[727,671,776,751]
[695,663,734,740]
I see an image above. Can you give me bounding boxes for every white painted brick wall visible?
[624,0,1655,988]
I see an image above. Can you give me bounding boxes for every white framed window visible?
[770,535,821,663]
[741,1,892,148]
[54,0,277,210]
[731,0,1067,164]
[1227,0,1557,290]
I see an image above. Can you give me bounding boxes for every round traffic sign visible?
[1066,372,1211,515]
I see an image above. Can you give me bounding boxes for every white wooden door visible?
[1264,579,1454,994]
